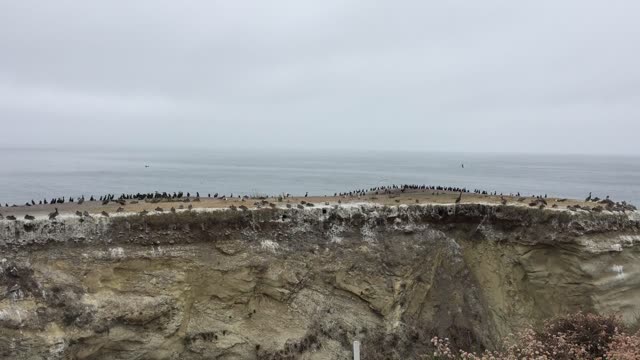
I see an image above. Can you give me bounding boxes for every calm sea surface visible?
[1,147,639,206]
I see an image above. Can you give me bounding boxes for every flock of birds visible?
[0,184,635,222]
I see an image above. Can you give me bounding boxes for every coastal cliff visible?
[1,204,639,359]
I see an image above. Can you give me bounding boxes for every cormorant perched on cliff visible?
[305,192,308,197]
[31,200,35,205]
[585,192,592,202]
[455,192,462,204]
[24,214,35,221]
[48,208,59,220]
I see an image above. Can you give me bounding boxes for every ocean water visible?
[1,146,639,206]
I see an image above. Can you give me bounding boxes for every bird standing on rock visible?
[49,208,59,220]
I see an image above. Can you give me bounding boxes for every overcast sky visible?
[1,1,639,154]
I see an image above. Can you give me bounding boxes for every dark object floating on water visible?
[145,165,150,168]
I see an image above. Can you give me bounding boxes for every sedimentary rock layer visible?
[1,204,638,359]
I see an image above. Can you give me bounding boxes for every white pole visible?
[353,340,360,360]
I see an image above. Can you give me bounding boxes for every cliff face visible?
[1,205,639,360]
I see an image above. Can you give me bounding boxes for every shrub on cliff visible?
[428,312,640,360]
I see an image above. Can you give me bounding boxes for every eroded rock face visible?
[0,204,639,359]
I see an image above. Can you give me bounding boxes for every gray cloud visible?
[1,0,639,154]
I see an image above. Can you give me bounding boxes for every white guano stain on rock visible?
[109,247,125,259]
[260,240,280,252]
[611,265,626,279]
